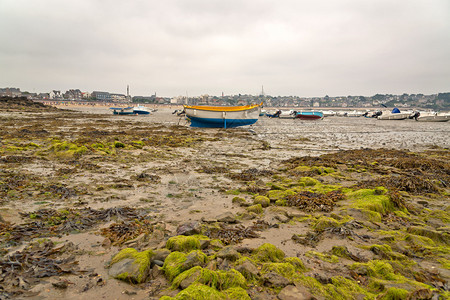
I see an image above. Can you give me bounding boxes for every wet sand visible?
[0,104,449,299]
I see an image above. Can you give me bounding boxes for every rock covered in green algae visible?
[160,282,251,300]
[108,248,154,283]
[171,266,247,290]
[253,195,270,207]
[246,203,263,214]
[166,235,202,252]
[163,250,208,281]
[252,243,285,262]
[216,246,240,261]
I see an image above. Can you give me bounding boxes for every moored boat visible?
[294,111,323,120]
[413,111,450,122]
[320,110,336,117]
[132,105,152,115]
[377,108,410,120]
[183,102,262,128]
[110,107,135,115]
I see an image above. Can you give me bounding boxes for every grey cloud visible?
[0,0,449,96]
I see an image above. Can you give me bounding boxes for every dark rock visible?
[216,212,237,223]
[52,281,69,289]
[176,221,201,236]
[109,257,150,283]
[179,268,201,289]
[263,272,291,287]
[278,285,313,300]
[216,246,240,261]
[153,249,171,262]
[182,251,207,269]
[218,258,232,271]
[200,239,210,249]
[153,260,164,267]
[314,272,332,284]
[275,214,290,223]
[236,260,259,279]
[407,288,433,300]
[150,265,164,280]
[417,200,429,207]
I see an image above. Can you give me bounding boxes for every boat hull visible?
[295,111,323,120]
[377,113,410,120]
[184,103,261,128]
[133,109,150,115]
[133,106,151,115]
[416,115,450,122]
[189,116,259,128]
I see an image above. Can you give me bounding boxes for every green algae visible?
[346,187,406,217]
[162,249,207,282]
[331,246,354,260]
[298,275,374,300]
[252,243,285,263]
[377,287,409,300]
[312,216,340,231]
[407,226,449,245]
[350,260,398,280]
[331,276,374,299]
[171,266,247,290]
[305,251,339,263]
[49,140,88,158]
[110,248,154,283]
[114,141,125,148]
[160,283,226,300]
[253,196,270,207]
[367,244,412,262]
[131,140,144,148]
[166,235,202,252]
[275,199,287,206]
[218,269,247,290]
[163,251,188,281]
[438,258,450,269]
[172,266,219,289]
[161,283,251,300]
[232,197,247,205]
[266,189,295,201]
[298,176,319,186]
[222,287,251,300]
[283,256,306,272]
[246,204,263,214]
[260,262,299,280]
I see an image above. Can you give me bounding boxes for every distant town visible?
[1,87,449,110]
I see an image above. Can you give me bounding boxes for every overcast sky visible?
[0,0,449,97]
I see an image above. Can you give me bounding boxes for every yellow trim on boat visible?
[184,102,262,112]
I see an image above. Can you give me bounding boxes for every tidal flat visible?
[0,100,449,299]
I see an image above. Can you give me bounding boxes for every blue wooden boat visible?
[183,102,262,128]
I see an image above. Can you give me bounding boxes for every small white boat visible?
[414,111,450,122]
[133,105,152,115]
[320,110,336,117]
[377,108,410,120]
[344,110,365,117]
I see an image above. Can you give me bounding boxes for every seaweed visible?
[205,221,273,245]
[286,190,345,212]
[100,219,154,246]
[228,168,273,181]
[0,240,81,297]
[2,207,149,246]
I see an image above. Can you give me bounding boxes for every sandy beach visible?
[0,100,449,299]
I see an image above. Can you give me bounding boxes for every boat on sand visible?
[294,111,323,120]
[377,108,410,120]
[413,111,450,122]
[183,102,262,128]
